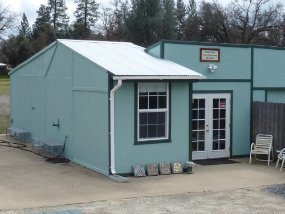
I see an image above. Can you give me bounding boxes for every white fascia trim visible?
[113,76,206,80]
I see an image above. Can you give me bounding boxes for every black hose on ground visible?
[0,135,70,163]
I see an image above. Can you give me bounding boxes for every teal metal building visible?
[9,39,204,175]
[9,39,285,175]
[147,40,285,160]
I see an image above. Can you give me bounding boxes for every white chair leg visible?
[268,153,270,166]
[249,153,252,164]
[276,158,280,168]
[281,158,285,172]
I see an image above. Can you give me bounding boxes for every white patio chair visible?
[249,134,273,166]
[275,148,285,172]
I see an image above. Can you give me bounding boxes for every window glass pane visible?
[149,92,158,95]
[158,96,166,108]
[149,96,158,109]
[193,99,198,109]
[157,125,165,137]
[148,112,157,124]
[148,125,157,138]
[157,112,165,124]
[139,96,148,109]
[139,126,147,138]
[158,92,166,95]
[139,113,147,125]
[199,99,205,108]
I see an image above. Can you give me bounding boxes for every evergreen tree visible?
[18,13,31,39]
[161,0,177,39]
[47,0,69,36]
[126,0,163,46]
[32,4,56,53]
[74,0,99,37]
[176,0,187,40]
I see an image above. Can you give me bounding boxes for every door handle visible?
[205,125,209,132]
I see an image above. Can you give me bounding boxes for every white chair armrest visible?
[250,143,255,150]
[279,148,285,154]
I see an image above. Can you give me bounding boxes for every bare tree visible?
[227,0,283,44]
[0,3,16,38]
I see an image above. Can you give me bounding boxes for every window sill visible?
[134,138,171,145]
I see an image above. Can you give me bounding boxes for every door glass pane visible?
[220,140,226,150]
[198,131,205,140]
[192,141,198,151]
[199,99,205,108]
[213,99,219,108]
[198,141,205,151]
[199,110,205,119]
[220,119,225,129]
[213,120,219,129]
[192,98,206,152]
[212,98,227,151]
[213,141,219,150]
[193,99,198,109]
[213,109,219,119]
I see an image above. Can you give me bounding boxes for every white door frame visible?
[192,93,231,160]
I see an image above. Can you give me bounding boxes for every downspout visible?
[110,79,122,175]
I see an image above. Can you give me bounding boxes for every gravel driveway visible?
[2,185,285,214]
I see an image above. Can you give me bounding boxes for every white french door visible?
[192,93,231,160]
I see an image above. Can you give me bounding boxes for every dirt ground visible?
[1,186,285,214]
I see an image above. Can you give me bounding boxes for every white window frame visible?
[137,82,169,142]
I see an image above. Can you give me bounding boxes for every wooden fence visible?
[252,102,285,151]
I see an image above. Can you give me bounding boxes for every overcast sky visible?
[1,0,233,27]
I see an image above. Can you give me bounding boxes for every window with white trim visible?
[138,82,169,141]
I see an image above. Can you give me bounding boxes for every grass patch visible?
[0,75,9,133]
[0,76,9,95]
[0,115,8,134]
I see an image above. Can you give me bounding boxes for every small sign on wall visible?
[200,48,220,62]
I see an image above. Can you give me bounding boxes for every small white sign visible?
[200,48,220,62]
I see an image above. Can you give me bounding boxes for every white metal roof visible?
[58,39,205,80]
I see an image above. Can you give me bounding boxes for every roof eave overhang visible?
[113,75,206,80]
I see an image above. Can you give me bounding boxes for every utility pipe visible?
[110,79,122,174]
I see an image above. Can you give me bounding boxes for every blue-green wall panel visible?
[267,90,285,103]
[114,82,190,174]
[73,91,109,175]
[147,44,161,58]
[193,82,251,156]
[254,48,285,88]
[253,90,265,102]
[72,53,108,90]
[164,43,251,79]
